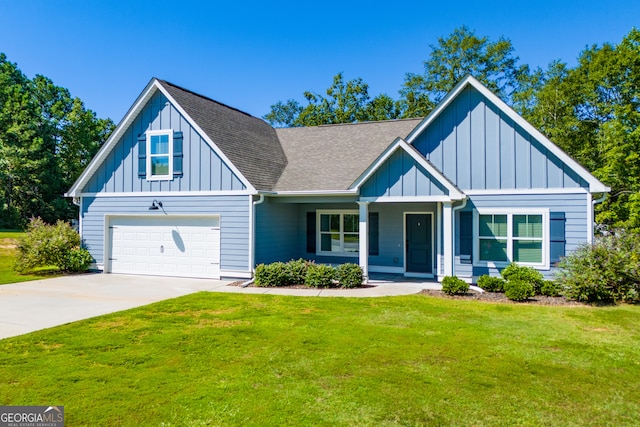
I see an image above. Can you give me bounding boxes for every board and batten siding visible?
[81,195,251,273]
[411,85,589,191]
[83,91,245,194]
[360,149,448,198]
[454,192,589,279]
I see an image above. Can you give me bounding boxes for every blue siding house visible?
[67,76,609,282]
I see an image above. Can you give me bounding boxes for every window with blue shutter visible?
[137,133,146,177]
[459,211,473,264]
[549,212,566,265]
[369,212,379,256]
[138,130,183,179]
[173,131,183,177]
[306,212,316,253]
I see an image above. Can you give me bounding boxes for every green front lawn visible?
[0,231,61,284]
[1,292,639,426]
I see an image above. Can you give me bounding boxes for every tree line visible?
[264,27,640,231]
[0,53,114,229]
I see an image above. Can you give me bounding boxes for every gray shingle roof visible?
[274,119,423,191]
[158,80,287,191]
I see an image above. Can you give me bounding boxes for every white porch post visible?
[357,201,369,281]
[443,201,453,277]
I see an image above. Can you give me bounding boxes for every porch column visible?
[443,201,453,277]
[357,201,369,281]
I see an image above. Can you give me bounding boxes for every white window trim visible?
[316,210,359,257]
[146,129,173,181]
[473,208,549,269]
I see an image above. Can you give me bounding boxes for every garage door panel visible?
[109,216,221,279]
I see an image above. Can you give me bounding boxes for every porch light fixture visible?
[149,200,163,210]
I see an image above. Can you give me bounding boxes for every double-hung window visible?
[317,211,359,256]
[147,130,173,180]
[474,209,548,268]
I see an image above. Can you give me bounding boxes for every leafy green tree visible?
[264,73,400,127]
[0,53,114,228]
[399,26,531,117]
[525,29,640,229]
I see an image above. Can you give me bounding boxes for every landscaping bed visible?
[420,288,585,306]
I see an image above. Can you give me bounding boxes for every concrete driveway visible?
[0,273,232,340]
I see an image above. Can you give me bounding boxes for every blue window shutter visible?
[173,131,183,177]
[369,212,379,256]
[306,212,316,253]
[137,133,146,177]
[550,212,566,265]
[459,211,473,264]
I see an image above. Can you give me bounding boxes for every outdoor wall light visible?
[149,200,163,210]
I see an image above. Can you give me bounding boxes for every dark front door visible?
[406,213,433,273]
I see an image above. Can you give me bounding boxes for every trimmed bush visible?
[305,264,336,288]
[557,229,640,303]
[15,218,92,273]
[336,263,363,288]
[441,276,469,295]
[254,262,287,287]
[540,280,561,297]
[284,258,309,285]
[476,275,506,292]
[501,263,544,294]
[504,279,535,301]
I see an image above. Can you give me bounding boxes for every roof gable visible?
[352,138,464,200]
[406,75,609,193]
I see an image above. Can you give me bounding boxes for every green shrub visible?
[15,218,91,273]
[501,263,544,294]
[336,263,363,288]
[305,264,336,288]
[254,262,287,287]
[540,280,561,297]
[476,275,506,292]
[557,229,640,303]
[284,259,309,285]
[441,276,469,295]
[504,279,535,301]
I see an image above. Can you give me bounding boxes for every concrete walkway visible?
[0,273,441,340]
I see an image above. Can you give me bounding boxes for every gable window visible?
[146,130,173,180]
[317,211,359,256]
[474,209,548,268]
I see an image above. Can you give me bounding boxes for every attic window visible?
[147,130,173,180]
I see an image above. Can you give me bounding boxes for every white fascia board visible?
[464,188,589,195]
[405,75,610,194]
[360,196,453,203]
[80,190,256,198]
[351,137,465,201]
[67,78,160,197]
[154,82,256,193]
[271,190,358,196]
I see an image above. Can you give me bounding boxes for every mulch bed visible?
[419,289,586,306]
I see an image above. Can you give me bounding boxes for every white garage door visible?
[108,216,220,279]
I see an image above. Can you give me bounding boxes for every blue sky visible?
[1,1,638,123]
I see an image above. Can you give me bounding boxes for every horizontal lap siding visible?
[255,200,299,265]
[453,193,588,280]
[412,86,590,191]
[81,195,250,272]
[84,91,245,194]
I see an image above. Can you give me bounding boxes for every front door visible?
[406,213,433,274]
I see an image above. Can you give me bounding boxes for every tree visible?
[399,26,531,117]
[264,73,400,127]
[525,29,640,230]
[0,53,114,228]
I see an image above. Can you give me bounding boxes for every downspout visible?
[450,198,468,279]
[248,194,265,279]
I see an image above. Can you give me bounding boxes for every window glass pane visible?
[479,239,508,262]
[320,214,330,232]
[344,214,359,233]
[321,233,332,251]
[151,157,169,175]
[330,233,341,252]
[330,214,340,232]
[514,215,543,238]
[343,233,359,252]
[479,215,507,237]
[150,135,169,155]
[514,240,542,263]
